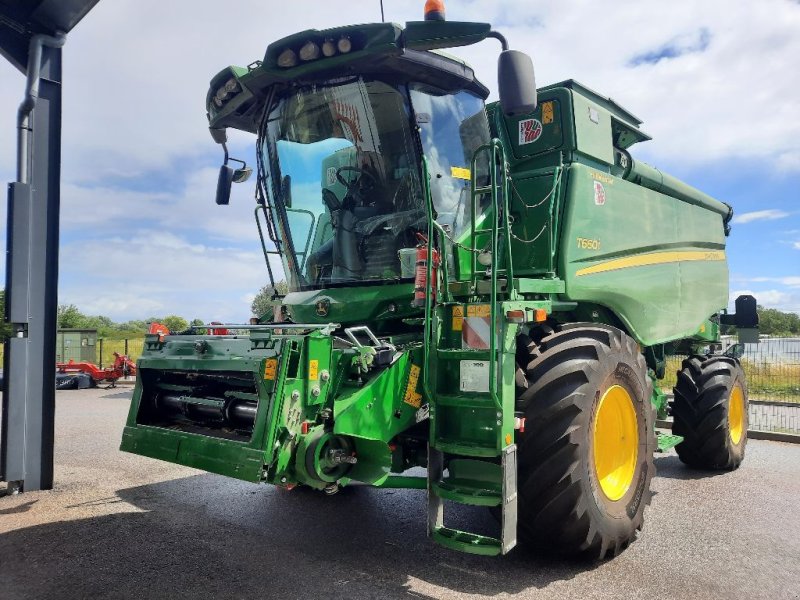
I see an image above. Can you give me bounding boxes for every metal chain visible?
[440,226,484,254]
[510,167,563,210]
[510,220,549,245]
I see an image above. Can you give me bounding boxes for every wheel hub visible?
[728,383,745,445]
[593,384,639,501]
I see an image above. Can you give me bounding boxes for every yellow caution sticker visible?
[542,101,554,124]
[450,166,471,180]
[467,304,491,317]
[264,358,278,380]
[309,359,319,381]
[403,364,423,408]
[452,305,464,331]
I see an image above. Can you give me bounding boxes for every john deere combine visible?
[121,2,758,558]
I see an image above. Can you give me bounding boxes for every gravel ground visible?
[1,387,799,600]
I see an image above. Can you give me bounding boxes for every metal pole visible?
[99,339,103,368]
[1,34,65,492]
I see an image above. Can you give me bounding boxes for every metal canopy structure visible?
[1,0,100,492]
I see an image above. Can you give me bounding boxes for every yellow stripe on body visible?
[574,250,725,277]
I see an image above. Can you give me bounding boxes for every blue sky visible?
[1,0,798,321]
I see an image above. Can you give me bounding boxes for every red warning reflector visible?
[506,310,525,323]
[301,422,310,434]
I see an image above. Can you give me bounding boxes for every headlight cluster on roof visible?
[212,77,240,108]
[276,35,353,68]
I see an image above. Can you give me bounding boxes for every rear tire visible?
[672,356,748,470]
[515,324,656,559]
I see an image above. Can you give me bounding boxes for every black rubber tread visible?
[514,323,656,560]
[672,355,748,470]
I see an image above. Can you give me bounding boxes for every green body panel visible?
[333,349,422,484]
[559,163,728,346]
[120,425,267,482]
[285,283,420,327]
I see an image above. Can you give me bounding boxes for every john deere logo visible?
[315,298,330,317]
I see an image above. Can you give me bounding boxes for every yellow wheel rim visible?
[728,383,745,445]
[593,385,639,502]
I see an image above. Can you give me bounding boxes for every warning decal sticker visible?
[452,305,464,331]
[308,359,319,381]
[403,364,423,408]
[541,101,554,124]
[264,358,278,380]
[518,118,543,145]
[593,181,606,206]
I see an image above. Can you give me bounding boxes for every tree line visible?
[2,289,798,339]
[754,305,800,336]
[56,304,203,338]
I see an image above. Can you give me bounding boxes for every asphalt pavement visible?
[1,387,799,600]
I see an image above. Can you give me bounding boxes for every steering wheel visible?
[336,166,377,189]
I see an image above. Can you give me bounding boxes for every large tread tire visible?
[515,323,656,560]
[672,355,748,470]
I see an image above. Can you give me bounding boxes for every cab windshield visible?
[260,77,490,292]
[263,78,425,291]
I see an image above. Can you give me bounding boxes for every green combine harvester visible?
[121,2,759,558]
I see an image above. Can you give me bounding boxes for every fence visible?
[0,337,146,368]
[96,338,146,367]
[661,337,800,402]
[661,337,800,436]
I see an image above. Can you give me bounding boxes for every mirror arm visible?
[221,142,230,165]
[486,30,508,51]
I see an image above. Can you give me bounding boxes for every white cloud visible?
[2,0,799,180]
[58,231,280,322]
[793,241,800,250]
[731,289,791,308]
[732,209,791,224]
[777,150,800,172]
[2,0,800,320]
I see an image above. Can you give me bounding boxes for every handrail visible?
[254,205,279,290]
[548,162,564,273]
[422,156,435,404]
[284,207,316,271]
[469,139,511,409]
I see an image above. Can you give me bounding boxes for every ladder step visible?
[431,527,502,556]
[436,349,492,361]
[432,394,496,408]
[431,458,502,506]
[657,432,684,453]
[433,439,499,457]
[432,481,501,506]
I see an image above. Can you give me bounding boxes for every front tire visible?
[672,356,748,470]
[515,324,656,559]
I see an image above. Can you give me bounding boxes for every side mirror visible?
[233,167,252,183]
[498,50,537,117]
[216,165,234,205]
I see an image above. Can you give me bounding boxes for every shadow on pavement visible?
[654,454,735,480]
[0,473,600,599]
